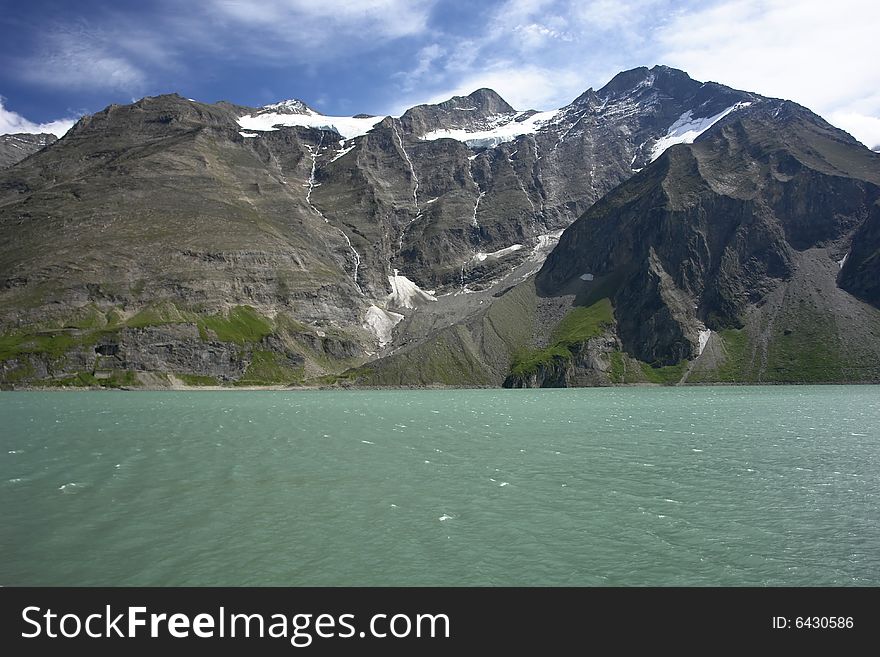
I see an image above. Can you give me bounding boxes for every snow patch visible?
[533,230,565,255]
[421,109,561,148]
[239,131,258,138]
[387,269,437,309]
[238,104,386,139]
[838,252,849,269]
[330,143,356,162]
[471,191,485,227]
[473,244,524,262]
[650,102,752,162]
[698,328,712,356]
[263,99,316,114]
[363,305,404,348]
[579,272,594,281]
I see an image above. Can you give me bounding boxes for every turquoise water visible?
[1,386,878,586]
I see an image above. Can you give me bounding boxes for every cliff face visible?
[1,67,878,387]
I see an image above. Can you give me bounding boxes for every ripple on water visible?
[1,386,879,586]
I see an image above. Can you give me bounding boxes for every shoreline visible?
[2,380,877,392]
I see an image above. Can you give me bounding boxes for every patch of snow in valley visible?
[363,305,404,348]
[238,103,386,139]
[387,269,437,309]
[650,102,752,162]
[508,230,566,283]
[421,109,561,148]
[580,272,594,281]
[698,328,712,356]
[473,244,524,262]
[838,252,849,269]
[532,230,565,258]
[239,131,258,138]
[330,143,356,162]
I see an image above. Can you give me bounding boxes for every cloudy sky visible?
[1,0,878,148]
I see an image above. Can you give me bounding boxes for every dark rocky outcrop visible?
[535,99,880,381]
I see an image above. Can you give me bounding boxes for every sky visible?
[1,0,878,148]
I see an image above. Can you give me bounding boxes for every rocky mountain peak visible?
[598,64,700,101]
[258,98,317,116]
[399,88,516,137]
[461,88,516,114]
[569,87,600,107]
[66,93,240,140]
[598,66,655,97]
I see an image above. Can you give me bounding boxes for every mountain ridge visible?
[1,66,877,388]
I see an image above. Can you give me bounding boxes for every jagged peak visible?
[649,64,691,78]
[259,99,318,116]
[131,93,191,107]
[410,88,515,116]
[464,88,515,113]
[598,66,653,97]
[599,65,697,99]
[569,88,599,107]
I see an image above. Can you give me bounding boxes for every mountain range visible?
[1,65,878,388]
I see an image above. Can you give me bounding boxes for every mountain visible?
[1,65,877,388]
[349,82,880,387]
[0,133,56,169]
[525,100,880,386]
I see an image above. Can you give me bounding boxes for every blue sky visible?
[1,0,879,147]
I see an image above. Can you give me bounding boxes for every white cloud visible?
[572,0,665,32]
[513,23,573,49]
[421,65,586,111]
[829,112,880,151]
[390,0,675,114]
[397,44,447,92]
[18,28,147,93]
[656,0,880,147]
[15,1,436,96]
[0,98,76,137]
[206,0,435,48]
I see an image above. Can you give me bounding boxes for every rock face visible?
[0,133,56,169]
[838,202,880,307]
[534,99,880,383]
[383,66,756,291]
[1,66,878,386]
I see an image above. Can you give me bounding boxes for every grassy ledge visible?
[509,298,614,378]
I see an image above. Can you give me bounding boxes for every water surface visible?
[1,386,877,585]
